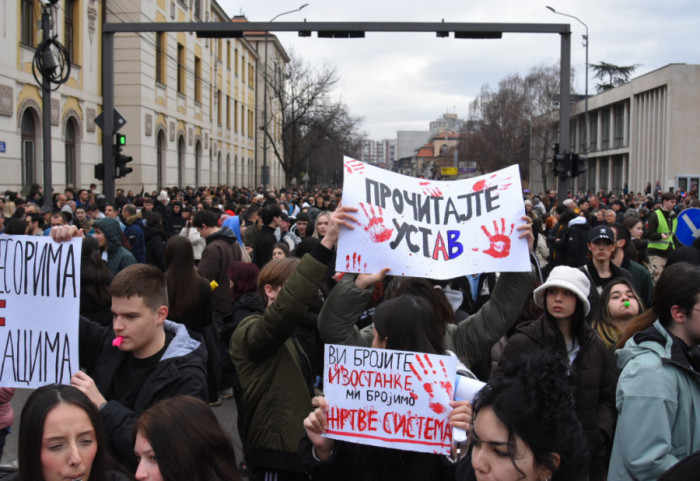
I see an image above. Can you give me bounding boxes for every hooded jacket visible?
[497,314,617,480]
[79,318,208,469]
[197,226,242,312]
[608,321,700,480]
[93,217,136,275]
[123,212,146,263]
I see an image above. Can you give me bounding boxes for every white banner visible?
[337,157,530,279]
[323,344,457,455]
[0,235,81,387]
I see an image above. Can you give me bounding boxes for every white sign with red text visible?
[323,344,458,455]
[0,235,81,387]
[337,157,529,279]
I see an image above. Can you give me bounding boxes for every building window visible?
[194,56,202,102]
[65,119,77,188]
[156,33,166,84]
[226,95,231,129]
[21,111,36,189]
[194,0,201,19]
[177,136,186,186]
[195,141,201,187]
[587,158,596,190]
[248,109,253,138]
[249,63,254,88]
[64,0,76,64]
[613,103,624,149]
[217,90,222,125]
[241,104,245,135]
[589,114,598,152]
[234,100,238,132]
[241,56,245,83]
[177,44,186,94]
[157,130,166,188]
[234,48,238,76]
[578,118,585,153]
[601,108,610,150]
[21,0,34,46]
[226,41,231,69]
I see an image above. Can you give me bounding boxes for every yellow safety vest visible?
[647,209,678,251]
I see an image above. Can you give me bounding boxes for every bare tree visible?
[264,51,364,185]
[590,61,641,92]
[526,63,561,192]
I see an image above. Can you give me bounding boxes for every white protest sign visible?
[323,344,458,455]
[0,235,81,387]
[337,157,530,279]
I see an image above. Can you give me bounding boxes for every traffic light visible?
[113,133,133,179]
[571,153,588,178]
[94,164,105,181]
[552,152,570,178]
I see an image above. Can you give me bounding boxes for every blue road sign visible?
[0,141,5,153]
[676,208,700,246]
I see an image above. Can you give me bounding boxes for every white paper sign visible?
[323,344,458,455]
[337,157,530,279]
[0,235,81,387]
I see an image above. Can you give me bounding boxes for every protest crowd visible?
[0,176,699,481]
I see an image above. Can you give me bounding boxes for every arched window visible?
[177,136,186,187]
[234,155,238,186]
[195,140,202,187]
[156,130,166,188]
[21,110,36,189]
[65,119,77,188]
[217,151,222,185]
[226,154,230,185]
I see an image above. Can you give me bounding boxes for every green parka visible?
[230,247,331,473]
[317,267,536,368]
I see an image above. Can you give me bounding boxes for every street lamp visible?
[262,3,308,191]
[546,6,589,156]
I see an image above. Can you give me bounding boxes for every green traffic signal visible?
[116,133,126,146]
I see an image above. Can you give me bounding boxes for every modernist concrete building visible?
[531,63,700,195]
[2,0,289,195]
[1,0,103,194]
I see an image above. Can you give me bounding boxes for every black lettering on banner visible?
[346,389,360,400]
[403,191,418,220]
[392,189,404,214]
[379,183,391,209]
[0,330,72,384]
[365,179,380,205]
[328,345,347,365]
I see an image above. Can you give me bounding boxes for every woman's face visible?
[41,403,98,481]
[629,221,644,240]
[607,283,640,322]
[134,432,164,481]
[471,406,549,481]
[93,227,107,248]
[272,247,286,260]
[546,287,578,321]
[316,215,329,237]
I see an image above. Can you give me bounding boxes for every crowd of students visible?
[0,180,699,481]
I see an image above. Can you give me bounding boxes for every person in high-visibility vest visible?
[645,192,679,282]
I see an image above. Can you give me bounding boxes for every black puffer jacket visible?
[496,314,617,480]
[79,317,208,469]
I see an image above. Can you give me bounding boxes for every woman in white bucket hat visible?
[495,265,617,481]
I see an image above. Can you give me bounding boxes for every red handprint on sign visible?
[472,174,513,193]
[344,159,365,174]
[409,354,454,415]
[345,252,367,272]
[419,181,443,197]
[480,218,515,259]
[357,203,394,243]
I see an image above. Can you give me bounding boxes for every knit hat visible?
[533,266,591,315]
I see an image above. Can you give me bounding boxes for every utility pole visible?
[41,7,53,211]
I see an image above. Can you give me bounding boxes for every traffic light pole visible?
[102,32,116,204]
[557,31,571,203]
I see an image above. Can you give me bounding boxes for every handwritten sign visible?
[0,235,81,387]
[323,344,457,455]
[338,157,530,279]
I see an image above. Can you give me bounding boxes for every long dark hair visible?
[592,278,644,348]
[373,295,444,354]
[385,277,454,333]
[617,262,700,348]
[165,235,208,317]
[81,236,112,308]
[227,261,259,302]
[19,384,110,481]
[471,351,589,481]
[134,396,241,481]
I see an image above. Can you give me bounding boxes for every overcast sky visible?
[219,0,699,140]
